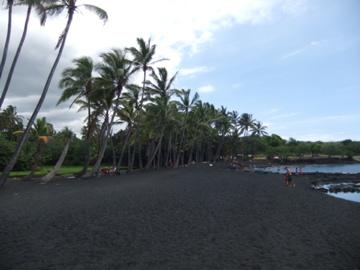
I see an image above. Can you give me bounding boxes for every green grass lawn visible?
[10,166,86,178]
[9,165,128,178]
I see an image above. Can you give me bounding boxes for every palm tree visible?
[117,101,135,169]
[213,106,231,161]
[116,85,140,171]
[239,113,255,136]
[127,37,166,108]
[229,110,240,136]
[145,67,177,169]
[189,101,218,162]
[229,110,241,159]
[127,38,167,168]
[173,89,199,167]
[41,127,74,182]
[0,0,47,109]
[89,49,134,177]
[251,121,268,136]
[0,0,14,81]
[0,0,107,187]
[25,117,54,180]
[58,56,95,176]
[0,105,23,139]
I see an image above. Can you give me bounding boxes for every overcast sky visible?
[0,0,359,141]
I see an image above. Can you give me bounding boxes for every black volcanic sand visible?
[1,164,359,270]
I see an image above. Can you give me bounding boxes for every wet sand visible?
[0,164,359,269]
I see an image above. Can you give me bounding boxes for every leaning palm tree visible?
[57,56,95,176]
[88,49,134,177]
[0,0,108,187]
[41,127,74,183]
[0,0,47,109]
[0,0,14,81]
[115,84,141,171]
[116,99,137,171]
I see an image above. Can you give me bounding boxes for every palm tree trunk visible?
[145,128,165,169]
[196,143,201,162]
[214,134,225,162]
[187,145,193,164]
[139,69,147,108]
[207,143,213,161]
[41,139,70,183]
[145,142,152,166]
[90,127,108,177]
[0,5,31,109]
[172,133,178,164]
[138,142,143,169]
[24,140,42,181]
[165,133,172,167]
[89,111,113,177]
[110,133,116,168]
[116,127,132,172]
[156,146,161,169]
[0,1,13,82]
[127,145,131,169]
[129,143,136,172]
[79,104,92,176]
[0,12,73,188]
[174,128,186,168]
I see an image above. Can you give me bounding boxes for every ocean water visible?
[327,192,360,203]
[256,164,360,203]
[255,163,360,174]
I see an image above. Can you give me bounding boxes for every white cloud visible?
[269,112,300,120]
[198,84,216,93]
[282,47,307,59]
[282,0,308,16]
[282,40,322,59]
[179,66,213,77]
[263,112,360,141]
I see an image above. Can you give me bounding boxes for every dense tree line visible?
[2,103,360,175]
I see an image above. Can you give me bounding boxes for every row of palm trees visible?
[54,38,268,177]
[0,0,108,187]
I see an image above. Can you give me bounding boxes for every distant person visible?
[284,167,295,187]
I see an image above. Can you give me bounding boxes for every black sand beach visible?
[1,164,359,269]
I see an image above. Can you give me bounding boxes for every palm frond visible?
[81,4,108,23]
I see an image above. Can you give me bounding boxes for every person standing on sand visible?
[284,167,295,187]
